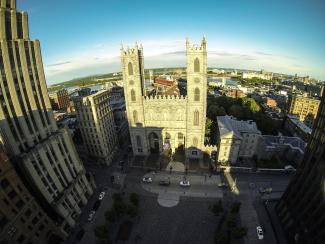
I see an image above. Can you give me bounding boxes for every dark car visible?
[76,229,85,241]
[92,200,101,211]
[159,179,171,186]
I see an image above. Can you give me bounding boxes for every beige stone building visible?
[74,89,118,165]
[217,116,261,164]
[0,0,93,236]
[0,148,65,243]
[288,94,320,127]
[121,38,207,158]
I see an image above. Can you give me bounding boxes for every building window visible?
[178,133,184,140]
[131,89,136,102]
[0,179,9,189]
[194,110,199,126]
[128,62,133,76]
[194,58,200,72]
[129,80,134,85]
[194,88,200,101]
[133,110,138,123]
[136,136,142,147]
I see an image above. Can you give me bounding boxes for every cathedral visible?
[121,37,207,158]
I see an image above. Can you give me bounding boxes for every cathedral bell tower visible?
[121,44,148,155]
[185,37,207,158]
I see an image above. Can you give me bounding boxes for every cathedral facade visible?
[121,37,207,158]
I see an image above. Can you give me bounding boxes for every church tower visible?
[121,44,148,155]
[185,37,207,158]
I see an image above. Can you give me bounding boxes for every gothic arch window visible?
[136,135,142,147]
[192,137,198,147]
[194,88,200,101]
[194,58,200,72]
[130,89,136,102]
[133,110,138,123]
[128,62,133,76]
[194,110,199,126]
[129,80,134,85]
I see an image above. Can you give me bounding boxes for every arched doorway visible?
[164,133,171,150]
[148,132,160,153]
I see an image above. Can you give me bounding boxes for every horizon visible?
[17,0,325,84]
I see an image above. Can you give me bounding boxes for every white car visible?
[142,177,152,183]
[256,226,264,240]
[88,211,96,222]
[98,192,105,200]
[180,180,190,187]
[218,182,228,188]
[284,165,296,172]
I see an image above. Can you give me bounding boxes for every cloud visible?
[47,61,71,67]
[44,39,323,84]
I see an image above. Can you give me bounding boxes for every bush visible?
[113,193,123,202]
[210,200,223,216]
[126,204,138,218]
[215,232,230,244]
[113,200,127,216]
[233,227,248,239]
[226,214,237,229]
[129,193,139,207]
[231,202,241,213]
[105,210,117,223]
[94,225,109,239]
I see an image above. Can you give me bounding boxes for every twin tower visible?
[121,37,207,159]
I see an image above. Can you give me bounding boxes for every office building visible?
[49,89,70,111]
[74,89,118,165]
[0,148,65,243]
[288,94,320,127]
[276,92,325,243]
[0,0,93,236]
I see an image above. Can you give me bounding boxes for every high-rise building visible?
[74,89,118,165]
[288,94,321,127]
[49,89,70,111]
[121,38,207,158]
[0,148,65,243]
[276,92,325,243]
[0,0,93,236]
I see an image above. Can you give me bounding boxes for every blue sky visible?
[17,0,325,84]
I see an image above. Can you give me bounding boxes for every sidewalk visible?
[264,201,288,244]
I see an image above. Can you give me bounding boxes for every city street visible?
[65,154,291,244]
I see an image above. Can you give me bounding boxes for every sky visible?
[17,0,325,84]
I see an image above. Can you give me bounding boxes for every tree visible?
[130,193,139,207]
[231,202,241,213]
[206,118,213,136]
[105,210,117,223]
[94,225,109,239]
[233,227,248,238]
[210,200,223,216]
[126,204,138,218]
[229,105,244,119]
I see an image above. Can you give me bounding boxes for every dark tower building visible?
[276,91,325,243]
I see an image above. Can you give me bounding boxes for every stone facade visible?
[74,89,118,165]
[121,38,207,158]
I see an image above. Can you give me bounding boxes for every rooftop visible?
[217,115,261,139]
[287,114,312,134]
[262,135,306,153]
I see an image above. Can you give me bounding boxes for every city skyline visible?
[17,0,325,84]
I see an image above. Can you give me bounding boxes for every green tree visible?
[206,118,213,136]
[94,225,109,239]
[229,105,244,119]
[129,193,139,207]
[105,210,117,223]
[233,227,248,238]
[210,200,223,216]
[126,204,138,218]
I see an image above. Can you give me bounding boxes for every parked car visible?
[88,211,96,222]
[284,165,296,173]
[180,180,190,187]
[159,179,170,186]
[218,182,228,188]
[259,187,272,194]
[142,177,153,183]
[256,226,264,239]
[98,191,105,200]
